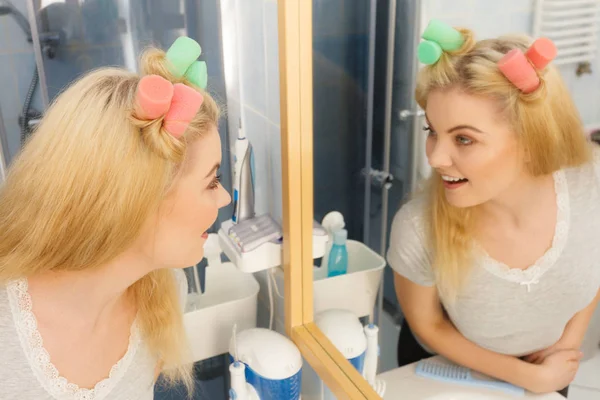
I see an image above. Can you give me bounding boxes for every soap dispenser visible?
[320,211,345,271]
[327,229,348,278]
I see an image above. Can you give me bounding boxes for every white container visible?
[274,240,386,320]
[183,262,259,363]
[218,219,283,273]
[219,219,329,273]
[313,240,385,318]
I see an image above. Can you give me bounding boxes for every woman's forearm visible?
[413,317,537,389]
[559,288,600,349]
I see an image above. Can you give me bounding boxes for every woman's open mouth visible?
[441,175,468,190]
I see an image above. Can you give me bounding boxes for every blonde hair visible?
[415,29,591,299]
[0,47,219,390]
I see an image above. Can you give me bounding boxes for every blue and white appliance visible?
[229,328,302,400]
[314,309,383,399]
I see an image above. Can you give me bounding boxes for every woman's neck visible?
[26,250,153,331]
[478,172,555,228]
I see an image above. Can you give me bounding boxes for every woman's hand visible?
[524,340,574,365]
[527,289,600,365]
[527,349,583,393]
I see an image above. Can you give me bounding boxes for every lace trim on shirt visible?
[479,170,569,291]
[6,278,140,400]
[592,145,600,181]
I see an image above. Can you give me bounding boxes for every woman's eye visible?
[423,125,436,136]
[209,174,221,190]
[456,136,473,146]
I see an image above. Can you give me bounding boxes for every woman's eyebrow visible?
[425,113,485,134]
[448,125,485,134]
[204,163,220,179]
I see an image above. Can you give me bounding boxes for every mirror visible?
[304,1,600,399]
[8,0,596,398]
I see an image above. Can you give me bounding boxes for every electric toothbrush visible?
[232,118,255,224]
[229,324,254,400]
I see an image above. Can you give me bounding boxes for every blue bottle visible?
[327,229,348,278]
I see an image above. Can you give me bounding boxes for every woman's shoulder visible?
[590,143,600,174]
[387,191,434,286]
[0,284,34,372]
[0,284,15,329]
[563,144,600,192]
[391,191,428,233]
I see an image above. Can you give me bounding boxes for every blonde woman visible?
[0,37,230,399]
[388,22,600,397]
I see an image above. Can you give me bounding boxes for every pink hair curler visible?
[163,83,204,138]
[525,37,557,70]
[135,75,174,120]
[498,38,557,94]
[498,49,540,93]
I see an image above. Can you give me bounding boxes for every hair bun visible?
[139,48,182,83]
[130,50,187,162]
[451,28,476,56]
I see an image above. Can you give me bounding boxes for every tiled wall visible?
[231,0,282,329]
[0,0,43,160]
[424,0,600,128]
[227,0,281,225]
[0,0,235,226]
[237,0,281,223]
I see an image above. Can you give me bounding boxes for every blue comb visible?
[415,359,525,396]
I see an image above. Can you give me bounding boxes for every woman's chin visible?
[167,251,205,270]
[444,192,482,209]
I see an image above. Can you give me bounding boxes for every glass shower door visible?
[312,0,371,243]
[311,0,426,374]
[26,0,232,225]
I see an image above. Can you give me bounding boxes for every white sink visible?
[419,392,563,400]
[423,394,520,400]
[183,262,259,362]
[378,356,566,400]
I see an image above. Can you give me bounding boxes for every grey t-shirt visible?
[0,269,188,400]
[387,150,600,357]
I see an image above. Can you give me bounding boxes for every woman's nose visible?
[218,185,232,208]
[427,138,453,169]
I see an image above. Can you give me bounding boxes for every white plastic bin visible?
[274,240,386,321]
[313,240,385,318]
[183,262,259,362]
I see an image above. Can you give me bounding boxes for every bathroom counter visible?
[377,356,565,399]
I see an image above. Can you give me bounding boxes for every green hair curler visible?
[185,61,208,89]
[166,36,202,77]
[417,19,465,65]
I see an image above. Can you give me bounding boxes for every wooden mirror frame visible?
[278,1,380,398]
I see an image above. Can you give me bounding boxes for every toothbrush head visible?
[232,323,239,362]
